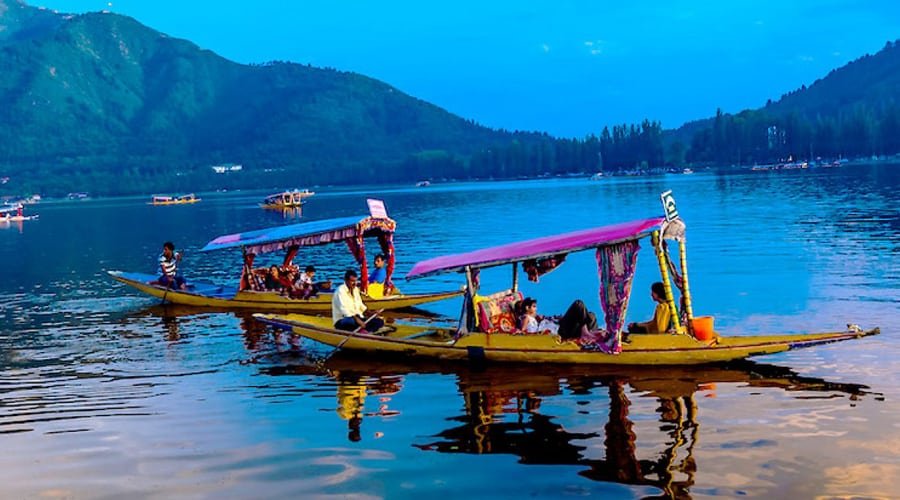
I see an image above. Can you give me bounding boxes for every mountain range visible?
[0,0,897,196]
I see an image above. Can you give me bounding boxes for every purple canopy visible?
[406,217,664,279]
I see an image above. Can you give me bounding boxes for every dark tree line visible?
[686,104,900,165]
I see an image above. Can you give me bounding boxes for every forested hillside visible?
[668,41,900,166]
[0,0,897,197]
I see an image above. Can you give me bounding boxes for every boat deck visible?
[115,272,238,299]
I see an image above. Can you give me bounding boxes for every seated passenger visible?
[296,265,314,288]
[517,296,596,340]
[264,265,291,292]
[368,253,387,284]
[557,299,598,340]
[627,282,672,334]
[517,297,559,334]
[332,270,384,333]
[295,265,332,295]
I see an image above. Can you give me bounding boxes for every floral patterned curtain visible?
[522,253,567,282]
[345,236,368,292]
[240,252,256,291]
[282,245,300,268]
[377,232,396,293]
[350,217,397,293]
[596,239,641,349]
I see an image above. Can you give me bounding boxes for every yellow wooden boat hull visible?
[109,271,462,312]
[150,199,201,205]
[255,313,880,365]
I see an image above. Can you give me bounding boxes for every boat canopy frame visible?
[201,214,398,293]
[405,191,694,349]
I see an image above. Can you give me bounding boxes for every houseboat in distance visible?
[150,193,200,206]
[260,189,315,209]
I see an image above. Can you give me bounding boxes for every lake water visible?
[1,166,898,498]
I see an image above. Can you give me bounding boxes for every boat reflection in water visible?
[138,304,444,348]
[266,355,873,499]
[128,306,877,498]
[0,218,25,233]
[270,207,303,219]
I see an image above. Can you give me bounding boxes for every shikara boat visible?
[0,204,38,222]
[256,191,878,365]
[260,189,315,209]
[150,193,200,205]
[110,204,461,312]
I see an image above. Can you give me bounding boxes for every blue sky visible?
[36,1,900,137]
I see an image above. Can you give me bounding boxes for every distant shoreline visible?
[6,160,897,205]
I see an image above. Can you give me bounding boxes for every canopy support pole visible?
[678,239,695,331]
[458,266,478,335]
[652,230,684,335]
[511,262,518,292]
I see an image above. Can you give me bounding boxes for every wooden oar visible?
[354,309,385,333]
[322,309,387,362]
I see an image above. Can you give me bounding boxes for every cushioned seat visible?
[475,290,523,333]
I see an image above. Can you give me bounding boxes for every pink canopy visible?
[406,217,665,279]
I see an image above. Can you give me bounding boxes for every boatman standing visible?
[159,241,187,290]
[332,269,384,333]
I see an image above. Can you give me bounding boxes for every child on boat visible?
[517,297,559,334]
[293,265,332,298]
[518,297,598,340]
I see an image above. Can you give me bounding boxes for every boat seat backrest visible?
[248,268,269,291]
[476,290,523,333]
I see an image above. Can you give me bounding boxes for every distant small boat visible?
[0,204,38,222]
[260,189,314,209]
[415,180,431,187]
[150,193,200,205]
[67,192,90,200]
[589,172,604,180]
[682,168,694,175]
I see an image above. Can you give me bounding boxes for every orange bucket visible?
[691,316,715,340]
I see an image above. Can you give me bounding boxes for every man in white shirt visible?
[332,270,384,332]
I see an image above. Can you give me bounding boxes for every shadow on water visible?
[263,355,877,499]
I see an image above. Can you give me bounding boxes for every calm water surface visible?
[1,166,898,498]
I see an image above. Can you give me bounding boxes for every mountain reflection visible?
[267,356,873,499]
